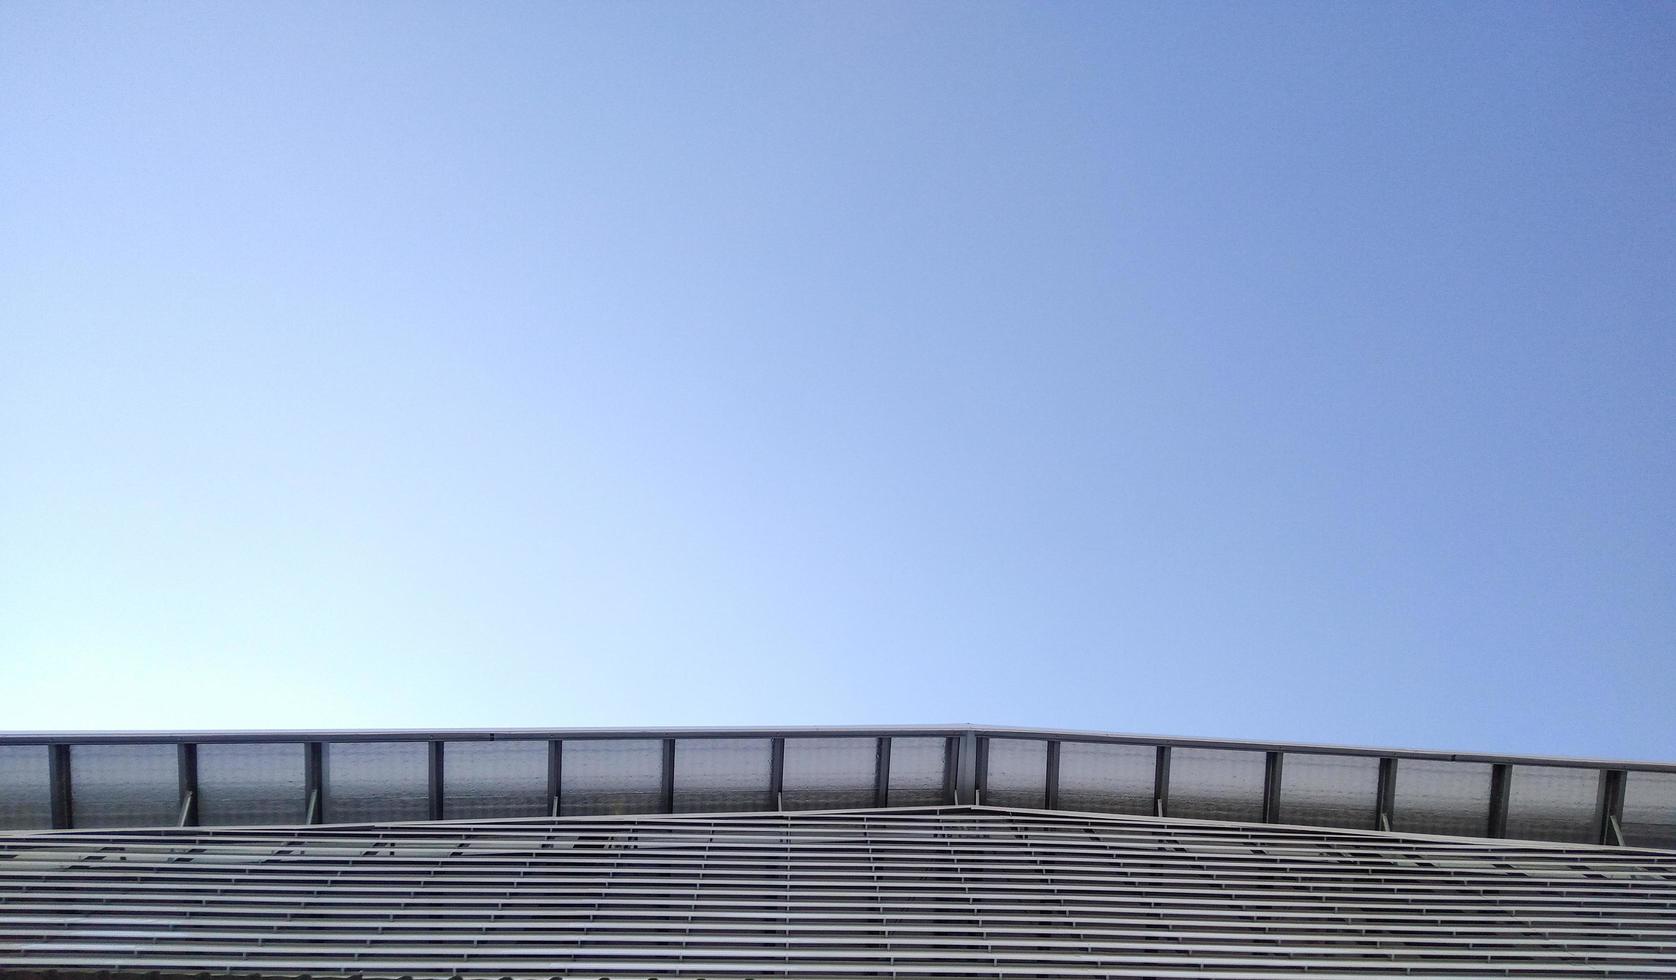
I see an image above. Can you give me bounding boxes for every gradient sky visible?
[2,3,1671,760]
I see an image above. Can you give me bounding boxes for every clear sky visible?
[2,3,1671,760]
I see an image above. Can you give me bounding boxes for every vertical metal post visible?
[427,741,445,821]
[1376,757,1398,831]
[1045,740,1061,810]
[1262,751,1284,824]
[770,737,785,811]
[975,736,990,805]
[1599,770,1628,846]
[955,731,978,805]
[874,737,892,808]
[547,740,563,818]
[48,744,72,830]
[1487,763,1511,838]
[942,736,959,805]
[660,738,676,813]
[176,743,199,827]
[1152,746,1171,817]
[305,742,324,825]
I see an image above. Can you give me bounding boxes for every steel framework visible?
[2,725,1673,850]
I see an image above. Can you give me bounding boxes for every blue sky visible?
[1,3,1671,760]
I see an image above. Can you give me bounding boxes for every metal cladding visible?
[1,806,1675,977]
[4,726,1675,850]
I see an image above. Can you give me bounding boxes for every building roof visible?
[2,725,1674,850]
[1,805,1674,977]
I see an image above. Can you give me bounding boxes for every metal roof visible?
[3,725,1673,850]
[0,805,1673,977]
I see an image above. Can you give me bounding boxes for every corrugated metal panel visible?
[1,805,1672,977]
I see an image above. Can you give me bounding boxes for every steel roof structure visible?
[1,805,1674,977]
[3,725,1674,849]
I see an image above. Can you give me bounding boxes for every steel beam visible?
[1487,763,1511,838]
[942,736,959,804]
[176,744,199,827]
[1599,769,1627,846]
[955,731,978,805]
[547,740,563,817]
[305,742,324,825]
[1153,746,1171,817]
[1262,751,1283,823]
[47,744,71,830]
[1376,757,1398,831]
[1045,740,1061,810]
[874,736,892,808]
[427,741,445,821]
[769,737,785,811]
[660,738,676,813]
